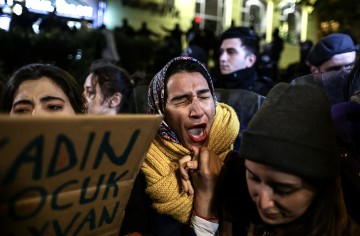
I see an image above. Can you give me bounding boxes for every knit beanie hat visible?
[240,82,339,180]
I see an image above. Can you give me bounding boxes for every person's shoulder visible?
[256,75,274,84]
[253,76,275,96]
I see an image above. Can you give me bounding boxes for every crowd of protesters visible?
[0,10,360,236]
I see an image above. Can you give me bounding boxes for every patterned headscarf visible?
[148,56,217,144]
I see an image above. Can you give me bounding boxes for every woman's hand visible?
[178,147,222,196]
[190,147,222,196]
[178,153,196,195]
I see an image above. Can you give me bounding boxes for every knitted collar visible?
[141,102,240,224]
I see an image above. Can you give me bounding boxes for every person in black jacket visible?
[215,26,274,96]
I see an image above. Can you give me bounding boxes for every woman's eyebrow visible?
[245,165,257,177]
[12,99,33,107]
[272,182,299,189]
[197,88,211,95]
[245,165,301,187]
[170,93,190,102]
[170,88,211,102]
[40,96,66,103]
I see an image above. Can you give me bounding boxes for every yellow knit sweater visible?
[141,102,240,223]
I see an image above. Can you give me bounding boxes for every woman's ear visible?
[245,53,257,68]
[108,92,122,108]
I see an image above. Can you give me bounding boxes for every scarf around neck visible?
[141,102,239,223]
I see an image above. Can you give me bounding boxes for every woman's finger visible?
[178,155,192,180]
[187,179,194,195]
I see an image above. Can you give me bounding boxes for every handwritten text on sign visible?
[0,130,140,236]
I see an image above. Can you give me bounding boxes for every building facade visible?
[104,0,317,69]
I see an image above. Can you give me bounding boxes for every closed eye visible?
[13,107,32,114]
[273,186,298,196]
[199,95,210,100]
[173,96,190,105]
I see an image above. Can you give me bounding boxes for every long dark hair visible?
[0,63,87,113]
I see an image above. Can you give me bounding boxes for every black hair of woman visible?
[88,62,134,113]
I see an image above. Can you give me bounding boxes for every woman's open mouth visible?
[188,124,208,143]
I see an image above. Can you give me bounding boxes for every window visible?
[241,0,266,33]
[195,0,224,35]
[279,0,301,44]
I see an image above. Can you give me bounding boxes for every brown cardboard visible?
[0,114,162,236]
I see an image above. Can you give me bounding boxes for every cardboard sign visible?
[0,115,162,236]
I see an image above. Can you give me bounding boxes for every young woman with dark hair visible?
[83,62,134,114]
[0,63,86,115]
[180,83,360,236]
